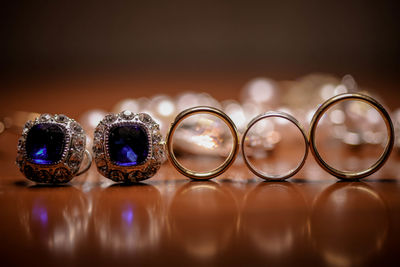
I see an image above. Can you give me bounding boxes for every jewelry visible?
[16,114,92,183]
[241,111,309,180]
[0,120,4,135]
[166,106,239,180]
[392,109,400,154]
[309,93,394,179]
[93,111,165,182]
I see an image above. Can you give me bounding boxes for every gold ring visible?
[309,93,394,180]
[241,111,309,180]
[166,106,239,180]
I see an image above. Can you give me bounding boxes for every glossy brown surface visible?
[1,75,400,266]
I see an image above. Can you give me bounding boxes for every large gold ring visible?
[166,106,239,180]
[309,93,394,180]
[242,111,309,180]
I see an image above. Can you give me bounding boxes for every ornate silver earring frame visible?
[93,111,165,182]
[16,114,91,183]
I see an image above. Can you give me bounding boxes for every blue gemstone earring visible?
[93,111,165,183]
[16,114,92,183]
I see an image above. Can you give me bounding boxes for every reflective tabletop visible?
[1,75,400,266]
[1,133,400,266]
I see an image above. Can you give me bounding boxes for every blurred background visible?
[0,0,399,121]
[1,0,399,79]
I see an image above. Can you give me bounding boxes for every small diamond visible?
[94,125,105,141]
[92,141,103,154]
[16,153,24,167]
[121,110,134,120]
[127,171,139,182]
[94,130,103,141]
[54,167,71,182]
[95,151,105,161]
[109,170,125,181]
[22,127,29,136]
[152,133,161,144]
[68,153,82,169]
[155,146,165,158]
[95,151,105,160]
[95,124,105,133]
[145,164,160,178]
[139,113,152,124]
[70,121,83,133]
[17,138,25,150]
[98,164,108,174]
[24,120,33,129]
[40,114,52,122]
[37,170,52,182]
[95,156,107,173]
[55,114,68,123]
[134,171,144,180]
[72,137,85,151]
[104,114,117,124]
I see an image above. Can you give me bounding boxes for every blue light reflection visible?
[31,146,53,164]
[122,206,134,226]
[32,202,48,226]
[118,146,138,166]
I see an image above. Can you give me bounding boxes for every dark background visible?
[1,0,399,80]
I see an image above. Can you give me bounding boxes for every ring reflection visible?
[167,181,239,260]
[310,182,388,266]
[240,182,309,263]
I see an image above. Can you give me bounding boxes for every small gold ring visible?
[242,111,309,180]
[166,106,239,180]
[309,93,394,180]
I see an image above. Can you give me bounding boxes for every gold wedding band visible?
[242,111,309,180]
[166,106,239,180]
[309,93,394,180]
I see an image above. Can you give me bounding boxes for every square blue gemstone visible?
[25,123,66,165]
[108,124,149,166]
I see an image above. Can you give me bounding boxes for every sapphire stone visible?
[25,124,66,164]
[108,124,149,166]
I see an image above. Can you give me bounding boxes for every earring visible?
[92,110,165,182]
[16,114,92,183]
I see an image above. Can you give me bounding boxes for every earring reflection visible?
[93,183,162,254]
[16,185,90,254]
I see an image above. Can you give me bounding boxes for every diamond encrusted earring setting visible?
[16,114,92,183]
[93,111,165,183]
